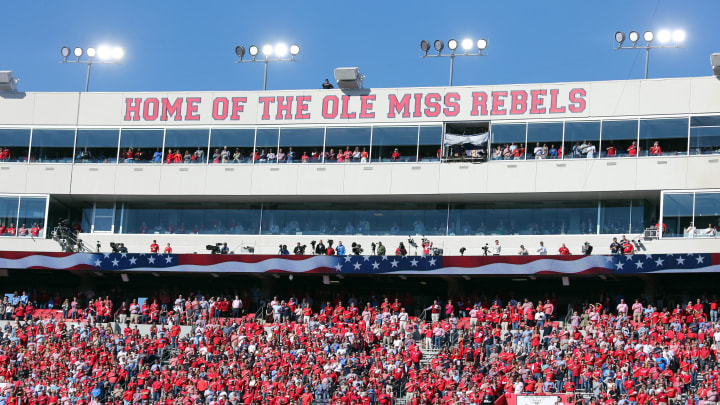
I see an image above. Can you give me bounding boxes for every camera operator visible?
[220,243,230,254]
[582,241,593,255]
[278,244,289,255]
[315,240,326,255]
[293,242,306,255]
[396,242,407,256]
[376,242,386,256]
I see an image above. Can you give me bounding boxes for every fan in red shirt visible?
[164,243,173,254]
[150,240,160,253]
[558,243,570,255]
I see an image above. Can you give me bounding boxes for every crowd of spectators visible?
[1,287,720,404]
[0,223,42,237]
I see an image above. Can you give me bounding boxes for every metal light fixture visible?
[614,29,686,79]
[60,45,125,92]
[235,42,301,90]
[643,31,654,43]
[420,40,430,55]
[614,32,625,45]
[421,37,489,85]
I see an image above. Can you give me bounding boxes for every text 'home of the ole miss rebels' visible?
[123,88,587,122]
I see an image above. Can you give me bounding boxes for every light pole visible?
[420,38,488,86]
[235,43,300,91]
[61,46,124,92]
[614,30,685,79]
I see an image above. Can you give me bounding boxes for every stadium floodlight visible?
[461,38,473,51]
[274,43,288,58]
[629,31,640,44]
[672,29,686,44]
[614,32,625,45]
[421,37,489,85]
[657,30,671,44]
[98,45,111,60]
[615,29,685,79]
[235,42,301,91]
[643,31,654,43]
[61,44,124,92]
[235,46,245,59]
[420,40,430,55]
[111,47,124,60]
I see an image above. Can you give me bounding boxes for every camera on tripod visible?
[351,242,363,255]
[207,243,223,254]
[481,243,489,256]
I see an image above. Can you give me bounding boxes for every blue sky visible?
[3,0,718,92]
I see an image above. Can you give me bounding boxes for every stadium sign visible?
[121,86,588,125]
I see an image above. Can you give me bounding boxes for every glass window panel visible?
[418,126,443,162]
[210,128,254,164]
[601,120,638,157]
[527,122,563,159]
[662,193,693,237]
[600,201,629,234]
[490,124,526,161]
[630,200,649,234]
[639,118,688,156]
[691,116,720,127]
[0,196,19,235]
[324,127,371,163]
[0,129,31,162]
[164,129,209,164]
[694,193,720,235]
[119,203,260,235]
[689,126,720,155]
[119,129,164,163]
[17,197,46,237]
[564,121,600,159]
[75,129,119,163]
[371,126,418,163]
[30,129,75,163]
[254,128,279,163]
[279,128,324,163]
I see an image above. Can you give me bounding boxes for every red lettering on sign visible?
[295,96,311,119]
[424,93,441,117]
[124,98,142,121]
[490,91,508,115]
[185,97,201,121]
[161,98,184,121]
[230,97,247,120]
[388,94,411,118]
[322,95,338,119]
[143,98,159,121]
[212,97,228,120]
[530,90,547,114]
[413,93,423,117]
[340,95,356,119]
[471,92,488,116]
[258,97,275,120]
[443,93,460,116]
[509,91,528,115]
[276,96,293,120]
[568,88,587,113]
[549,89,566,113]
[359,95,375,118]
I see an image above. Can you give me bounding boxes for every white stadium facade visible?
[1,75,720,258]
